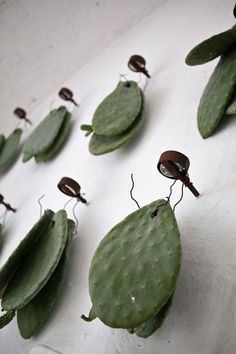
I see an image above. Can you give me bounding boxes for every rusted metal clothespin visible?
[0,194,16,212]
[13,107,32,125]
[58,88,79,107]
[128,55,151,78]
[57,177,87,204]
[157,151,200,197]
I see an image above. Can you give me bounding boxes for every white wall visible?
[1,0,236,353]
[0,0,166,133]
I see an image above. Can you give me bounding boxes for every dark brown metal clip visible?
[13,108,32,125]
[57,177,87,204]
[157,151,200,197]
[0,194,16,212]
[58,88,79,107]
[234,2,236,18]
[128,55,150,78]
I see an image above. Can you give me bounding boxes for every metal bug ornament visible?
[82,154,199,337]
[80,55,150,155]
[22,87,78,163]
[0,177,87,338]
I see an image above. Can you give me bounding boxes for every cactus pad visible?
[0,129,22,171]
[186,27,236,66]
[226,93,236,115]
[88,200,181,329]
[92,81,142,136]
[197,47,236,138]
[2,210,68,311]
[22,106,68,162]
[0,135,5,153]
[89,99,144,155]
[0,210,54,293]
[17,219,75,339]
[132,294,173,338]
[34,112,71,162]
[0,310,15,329]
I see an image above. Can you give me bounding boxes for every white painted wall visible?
[1,0,236,353]
[0,0,166,133]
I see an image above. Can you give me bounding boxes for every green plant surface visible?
[89,98,144,155]
[226,93,236,115]
[0,310,15,329]
[88,200,181,329]
[34,112,71,162]
[0,129,22,171]
[132,294,173,338]
[185,27,236,66]
[0,210,54,293]
[92,81,142,136]
[198,47,236,138]
[2,210,68,311]
[22,106,68,162]
[0,135,5,154]
[17,219,75,339]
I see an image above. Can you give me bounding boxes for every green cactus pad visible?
[0,210,54,293]
[198,47,236,138]
[0,135,5,153]
[133,294,173,338]
[89,98,144,155]
[92,81,142,136]
[0,310,15,329]
[2,210,68,311]
[226,93,236,115]
[17,219,75,339]
[0,129,22,171]
[185,27,236,66]
[88,200,181,329]
[34,112,71,162]
[22,106,68,162]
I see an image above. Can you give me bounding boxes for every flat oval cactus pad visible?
[198,47,236,138]
[226,93,236,115]
[0,129,22,171]
[17,219,75,339]
[185,27,236,66]
[132,294,173,338]
[2,210,68,311]
[0,135,5,154]
[89,98,144,155]
[0,210,54,293]
[88,200,181,329]
[22,106,68,162]
[92,81,142,136]
[34,112,71,162]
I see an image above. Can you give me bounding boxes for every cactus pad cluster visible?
[186,25,236,138]
[0,209,75,338]
[22,106,71,162]
[82,200,181,338]
[0,129,22,172]
[81,81,144,155]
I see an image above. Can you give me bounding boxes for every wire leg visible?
[130,173,140,210]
